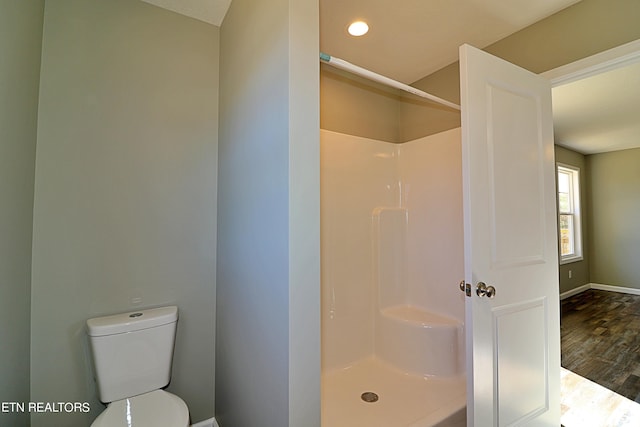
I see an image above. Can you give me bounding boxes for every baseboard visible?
[560,284,591,300]
[589,283,640,296]
[560,283,640,300]
[191,417,219,427]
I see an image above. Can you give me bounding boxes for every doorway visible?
[543,38,640,424]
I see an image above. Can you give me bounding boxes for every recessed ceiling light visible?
[348,21,369,37]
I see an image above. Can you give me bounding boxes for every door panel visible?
[494,298,549,425]
[460,44,560,427]
[487,82,546,267]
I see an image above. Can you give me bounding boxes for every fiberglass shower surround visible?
[320,128,465,373]
[320,128,466,426]
[319,51,467,427]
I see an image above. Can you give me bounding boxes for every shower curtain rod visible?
[320,52,461,111]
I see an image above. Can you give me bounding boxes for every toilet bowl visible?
[91,390,188,427]
[87,306,190,426]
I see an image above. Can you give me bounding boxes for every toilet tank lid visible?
[87,306,178,337]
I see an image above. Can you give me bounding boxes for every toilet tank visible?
[87,306,178,403]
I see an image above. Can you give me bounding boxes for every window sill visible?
[560,256,583,265]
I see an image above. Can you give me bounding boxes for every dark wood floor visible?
[561,289,640,403]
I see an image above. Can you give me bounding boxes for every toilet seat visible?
[91,390,189,427]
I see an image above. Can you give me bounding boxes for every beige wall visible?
[30,1,219,425]
[399,67,461,142]
[587,148,640,290]
[0,1,44,426]
[320,66,458,143]
[554,146,590,294]
[484,0,640,75]
[321,66,401,142]
[216,0,320,425]
[322,0,640,142]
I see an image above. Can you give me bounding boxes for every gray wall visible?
[30,1,218,425]
[216,0,320,425]
[554,146,590,294]
[554,145,640,294]
[0,1,44,426]
[587,148,640,290]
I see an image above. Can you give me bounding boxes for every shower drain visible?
[360,391,379,403]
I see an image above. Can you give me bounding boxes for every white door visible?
[459,44,560,426]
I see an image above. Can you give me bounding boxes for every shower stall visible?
[320,127,466,426]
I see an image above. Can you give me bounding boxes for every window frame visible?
[557,163,583,264]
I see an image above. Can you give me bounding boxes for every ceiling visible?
[139,0,231,26]
[141,0,580,82]
[141,0,638,156]
[552,60,640,155]
[320,0,581,83]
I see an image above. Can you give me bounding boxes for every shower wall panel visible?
[321,128,464,372]
[400,128,465,321]
[321,130,398,370]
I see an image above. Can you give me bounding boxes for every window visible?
[557,164,582,263]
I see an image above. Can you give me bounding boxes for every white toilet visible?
[86,305,190,427]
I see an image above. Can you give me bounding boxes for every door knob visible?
[476,282,496,298]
